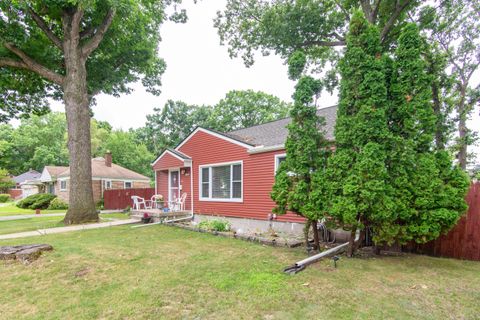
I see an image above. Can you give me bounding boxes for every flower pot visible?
[141,217,152,224]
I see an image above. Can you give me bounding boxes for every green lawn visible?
[0,202,66,216]
[0,213,130,235]
[1,225,479,319]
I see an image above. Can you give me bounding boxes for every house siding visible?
[153,152,184,170]
[177,130,303,223]
[155,168,192,210]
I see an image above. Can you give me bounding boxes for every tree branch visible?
[334,0,350,21]
[360,0,373,23]
[0,57,28,69]
[28,7,62,49]
[81,9,116,57]
[380,0,411,42]
[80,26,96,39]
[298,40,346,48]
[372,0,382,22]
[2,43,64,85]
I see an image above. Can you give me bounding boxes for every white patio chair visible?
[168,193,187,212]
[131,196,150,210]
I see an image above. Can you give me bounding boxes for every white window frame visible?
[199,160,243,202]
[104,179,112,190]
[59,180,67,191]
[124,181,133,189]
[274,153,287,173]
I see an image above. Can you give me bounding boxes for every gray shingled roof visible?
[13,169,41,184]
[168,148,191,160]
[229,105,337,147]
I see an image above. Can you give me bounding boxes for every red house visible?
[152,106,337,233]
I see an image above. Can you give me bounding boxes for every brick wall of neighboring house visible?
[112,181,125,189]
[92,180,102,204]
[133,181,150,188]
[55,180,69,202]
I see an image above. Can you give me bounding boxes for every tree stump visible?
[0,244,53,264]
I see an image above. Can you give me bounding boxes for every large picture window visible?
[199,162,242,202]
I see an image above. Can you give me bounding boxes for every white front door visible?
[169,169,180,201]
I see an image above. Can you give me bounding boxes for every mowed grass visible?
[0,202,66,216]
[0,213,130,235]
[1,225,479,320]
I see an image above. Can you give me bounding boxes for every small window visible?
[124,181,132,189]
[275,154,287,173]
[60,180,67,191]
[104,180,112,190]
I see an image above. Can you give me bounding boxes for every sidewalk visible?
[0,219,138,240]
[0,213,66,221]
[0,210,123,222]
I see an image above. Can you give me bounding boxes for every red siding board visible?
[176,130,304,223]
[153,153,185,170]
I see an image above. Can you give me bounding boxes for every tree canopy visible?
[208,90,291,132]
[0,0,187,223]
[0,113,154,178]
[142,90,291,155]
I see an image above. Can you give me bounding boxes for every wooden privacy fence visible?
[412,182,480,261]
[104,188,155,210]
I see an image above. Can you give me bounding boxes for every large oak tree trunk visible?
[62,12,98,224]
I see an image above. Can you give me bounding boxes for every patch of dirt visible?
[74,267,91,278]
[354,246,407,259]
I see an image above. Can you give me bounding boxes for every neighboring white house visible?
[19,179,43,198]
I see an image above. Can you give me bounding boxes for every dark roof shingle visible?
[228,105,337,147]
[13,170,41,184]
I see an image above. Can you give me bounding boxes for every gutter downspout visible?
[284,229,360,275]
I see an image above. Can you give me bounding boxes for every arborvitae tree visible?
[379,24,470,245]
[271,74,330,251]
[326,11,394,256]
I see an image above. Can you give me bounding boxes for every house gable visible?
[152,150,191,170]
[40,168,52,182]
[176,127,254,152]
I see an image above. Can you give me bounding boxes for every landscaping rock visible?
[0,244,53,263]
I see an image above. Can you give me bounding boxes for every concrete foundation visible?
[193,214,305,236]
[193,214,352,242]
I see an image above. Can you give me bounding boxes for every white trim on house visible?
[274,153,287,173]
[151,149,191,166]
[175,127,254,152]
[190,165,194,212]
[154,170,158,195]
[168,168,180,201]
[198,160,243,203]
[104,179,112,190]
[248,144,285,154]
[124,180,133,189]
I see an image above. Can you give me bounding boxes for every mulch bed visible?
[169,222,304,248]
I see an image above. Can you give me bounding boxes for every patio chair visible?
[168,193,187,212]
[131,196,150,210]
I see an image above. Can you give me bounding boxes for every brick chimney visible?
[105,151,112,167]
